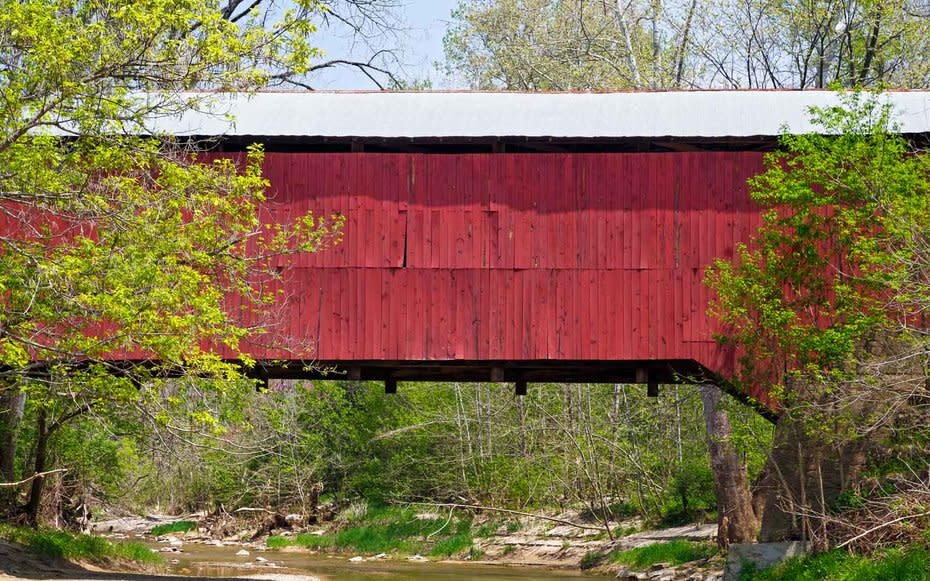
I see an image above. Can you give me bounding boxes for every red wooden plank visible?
[511,270,523,359]
[534,270,550,360]
[479,267,490,359]
[522,268,535,359]
[513,157,531,269]
[393,269,408,360]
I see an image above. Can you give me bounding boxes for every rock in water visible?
[236,549,251,557]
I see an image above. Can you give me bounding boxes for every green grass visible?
[149,520,196,537]
[611,540,717,568]
[428,518,473,557]
[275,506,475,557]
[474,521,500,538]
[265,535,289,549]
[0,524,162,566]
[743,547,930,580]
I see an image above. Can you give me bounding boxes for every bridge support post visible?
[384,378,397,394]
[515,380,527,397]
[636,368,659,397]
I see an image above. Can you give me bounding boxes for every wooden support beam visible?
[515,380,528,397]
[647,381,659,397]
[347,367,361,381]
[490,367,505,382]
[385,378,397,394]
[635,367,649,384]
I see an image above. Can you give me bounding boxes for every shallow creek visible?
[158,542,612,580]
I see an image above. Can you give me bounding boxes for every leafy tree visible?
[443,0,930,89]
[0,0,342,523]
[706,93,930,544]
[707,93,929,407]
[443,0,699,89]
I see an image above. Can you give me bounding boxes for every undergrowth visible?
[582,540,717,570]
[267,505,476,557]
[613,540,716,568]
[149,520,196,537]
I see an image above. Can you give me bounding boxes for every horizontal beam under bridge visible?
[246,359,776,421]
[251,359,704,384]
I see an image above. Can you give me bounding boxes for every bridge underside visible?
[248,358,774,420]
[254,358,706,383]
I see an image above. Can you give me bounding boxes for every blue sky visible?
[310,1,462,89]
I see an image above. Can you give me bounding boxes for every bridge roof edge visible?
[152,90,930,140]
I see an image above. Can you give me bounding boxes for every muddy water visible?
[161,543,612,580]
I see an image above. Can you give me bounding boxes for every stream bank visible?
[87,509,726,580]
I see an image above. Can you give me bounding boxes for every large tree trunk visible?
[758,415,866,543]
[700,384,758,545]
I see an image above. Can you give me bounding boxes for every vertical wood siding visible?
[248,152,765,399]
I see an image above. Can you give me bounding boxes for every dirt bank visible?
[0,540,319,581]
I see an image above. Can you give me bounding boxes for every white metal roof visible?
[156,91,930,139]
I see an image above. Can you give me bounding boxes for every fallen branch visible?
[401,501,608,533]
[836,510,930,549]
[233,507,277,515]
[0,469,68,488]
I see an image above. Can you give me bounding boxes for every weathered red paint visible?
[234,152,770,407]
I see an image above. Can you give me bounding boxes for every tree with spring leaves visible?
[0,0,342,524]
[706,93,930,546]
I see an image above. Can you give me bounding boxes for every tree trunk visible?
[700,384,758,545]
[24,407,48,526]
[0,387,26,482]
[0,386,26,513]
[758,415,866,542]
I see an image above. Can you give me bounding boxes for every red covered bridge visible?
[177,91,930,413]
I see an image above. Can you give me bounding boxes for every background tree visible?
[693,0,930,88]
[444,0,930,89]
[443,0,702,89]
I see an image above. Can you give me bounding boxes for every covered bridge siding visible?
[176,91,930,413]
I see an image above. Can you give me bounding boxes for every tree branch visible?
[0,469,68,488]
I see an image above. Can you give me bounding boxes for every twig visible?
[0,469,68,488]
[836,510,930,549]
[401,502,607,533]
